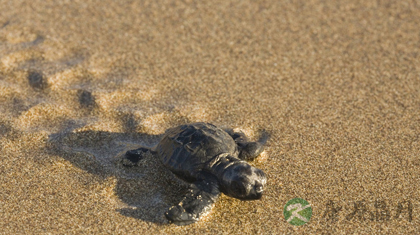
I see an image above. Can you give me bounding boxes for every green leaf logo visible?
[284,198,312,226]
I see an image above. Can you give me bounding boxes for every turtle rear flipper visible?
[166,173,220,225]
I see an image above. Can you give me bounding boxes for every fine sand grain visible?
[0,0,419,234]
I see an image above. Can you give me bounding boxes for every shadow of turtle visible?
[47,130,187,224]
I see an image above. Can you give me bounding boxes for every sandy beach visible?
[1,0,419,234]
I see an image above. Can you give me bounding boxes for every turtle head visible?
[221,162,267,200]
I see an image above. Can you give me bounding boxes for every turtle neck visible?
[207,153,241,179]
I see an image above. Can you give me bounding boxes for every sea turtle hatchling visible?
[122,122,267,225]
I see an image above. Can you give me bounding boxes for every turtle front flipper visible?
[238,142,265,160]
[227,130,268,161]
[165,173,220,225]
[122,147,152,166]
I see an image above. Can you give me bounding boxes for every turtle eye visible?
[231,181,245,196]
